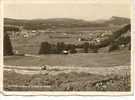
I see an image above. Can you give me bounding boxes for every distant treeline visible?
[39,42,98,54]
[4,26,20,32]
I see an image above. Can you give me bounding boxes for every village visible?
[4,23,130,55]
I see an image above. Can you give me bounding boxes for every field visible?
[4,50,130,67]
[4,50,131,91]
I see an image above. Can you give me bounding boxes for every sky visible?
[4,3,130,21]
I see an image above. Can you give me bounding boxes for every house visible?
[62,50,69,54]
[78,38,81,41]
[23,34,29,38]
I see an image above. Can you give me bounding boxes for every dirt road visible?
[4,65,130,76]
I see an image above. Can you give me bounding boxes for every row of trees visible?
[4,33,14,56]
[39,42,99,54]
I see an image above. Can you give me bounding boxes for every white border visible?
[0,0,134,96]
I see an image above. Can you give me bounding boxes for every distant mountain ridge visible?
[4,16,130,30]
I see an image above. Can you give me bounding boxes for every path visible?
[4,65,130,76]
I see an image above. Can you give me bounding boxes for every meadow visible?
[4,50,130,67]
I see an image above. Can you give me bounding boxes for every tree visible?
[39,42,51,54]
[4,26,20,56]
[4,33,13,56]
[83,42,89,53]
[128,43,131,50]
[68,44,77,54]
[56,42,66,54]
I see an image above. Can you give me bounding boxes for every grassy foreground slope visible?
[4,70,130,91]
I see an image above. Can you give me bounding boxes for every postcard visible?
[0,0,134,95]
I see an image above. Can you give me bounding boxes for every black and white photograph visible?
[1,0,133,95]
